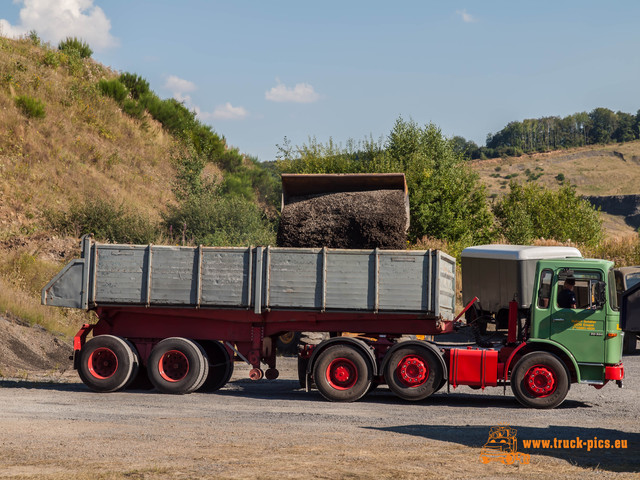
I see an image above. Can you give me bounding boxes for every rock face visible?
[585,195,640,229]
[277,190,408,249]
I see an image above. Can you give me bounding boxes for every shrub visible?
[58,37,93,58]
[163,194,275,246]
[15,95,45,118]
[118,72,150,100]
[28,30,40,46]
[46,198,159,244]
[42,50,60,67]
[98,78,129,104]
[122,98,145,119]
[493,182,603,246]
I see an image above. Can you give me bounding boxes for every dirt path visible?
[1,355,639,479]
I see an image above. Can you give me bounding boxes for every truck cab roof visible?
[462,244,582,261]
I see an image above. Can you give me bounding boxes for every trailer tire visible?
[384,345,443,401]
[198,340,234,392]
[78,335,138,393]
[313,344,372,402]
[147,338,209,394]
[510,352,569,409]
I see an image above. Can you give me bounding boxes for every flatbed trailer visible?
[43,237,625,408]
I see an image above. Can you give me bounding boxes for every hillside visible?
[470,141,640,237]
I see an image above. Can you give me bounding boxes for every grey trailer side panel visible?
[95,245,148,304]
[42,239,456,320]
[201,248,251,307]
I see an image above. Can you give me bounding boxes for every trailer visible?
[42,238,625,408]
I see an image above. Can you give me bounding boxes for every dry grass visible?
[0,36,177,237]
[473,141,640,199]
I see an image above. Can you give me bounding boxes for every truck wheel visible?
[78,335,139,393]
[313,344,372,402]
[147,338,209,394]
[623,332,637,355]
[510,352,569,409]
[276,331,302,356]
[384,346,443,401]
[198,340,234,392]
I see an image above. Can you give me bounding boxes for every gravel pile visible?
[277,190,407,249]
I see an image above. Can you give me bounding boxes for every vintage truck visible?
[42,237,624,409]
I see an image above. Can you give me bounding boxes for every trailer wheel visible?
[78,335,138,393]
[510,352,569,409]
[198,340,234,392]
[147,338,209,394]
[313,344,372,402]
[384,345,443,401]
[276,331,302,356]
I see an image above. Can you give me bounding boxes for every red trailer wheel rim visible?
[158,350,189,382]
[326,358,358,390]
[396,355,428,387]
[87,347,118,380]
[524,364,556,397]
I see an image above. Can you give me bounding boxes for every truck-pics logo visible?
[479,425,531,465]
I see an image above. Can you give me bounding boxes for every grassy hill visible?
[470,141,640,237]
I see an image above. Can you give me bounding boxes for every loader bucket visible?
[280,173,410,230]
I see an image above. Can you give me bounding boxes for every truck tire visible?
[312,344,372,402]
[276,331,302,356]
[510,352,569,409]
[198,340,234,392]
[147,338,209,394]
[623,332,637,355]
[383,345,443,401]
[78,335,139,393]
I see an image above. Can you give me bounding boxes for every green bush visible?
[493,182,603,246]
[122,98,145,119]
[163,194,275,246]
[118,72,150,100]
[58,37,93,58]
[42,50,60,67]
[28,30,40,46]
[15,95,45,118]
[46,198,159,244]
[98,78,129,104]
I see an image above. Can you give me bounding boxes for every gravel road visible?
[1,353,639,480]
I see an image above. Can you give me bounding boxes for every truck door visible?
[550,270,605,366]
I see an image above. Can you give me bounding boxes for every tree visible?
[493,182,603,246]
[588,107,617,144]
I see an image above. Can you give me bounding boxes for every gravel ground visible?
[1,353,639,479]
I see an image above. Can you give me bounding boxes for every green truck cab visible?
[529,258,622,384]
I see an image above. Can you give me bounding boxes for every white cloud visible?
[456,9,477,23]
[211,102,248,120]
[0,0,118,50]
[265,80,320,103]
[164,76,248,121]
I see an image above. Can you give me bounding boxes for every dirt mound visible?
[0,314,72,379]
[277,190,408,249]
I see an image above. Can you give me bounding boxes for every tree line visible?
[453,107,640,160]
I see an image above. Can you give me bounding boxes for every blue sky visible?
[2,1,640,161]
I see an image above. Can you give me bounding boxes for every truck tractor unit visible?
[43,236,625,409]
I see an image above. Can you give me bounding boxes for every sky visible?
[2,0,640,161]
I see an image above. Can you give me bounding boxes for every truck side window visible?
[537,269,553,309]
[557,270,601,309]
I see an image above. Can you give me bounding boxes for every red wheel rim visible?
[524,364,557,397]
[326,358,358,390]
[396,355,429,387]
[88,347,118,380]
[159,350,189,382]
